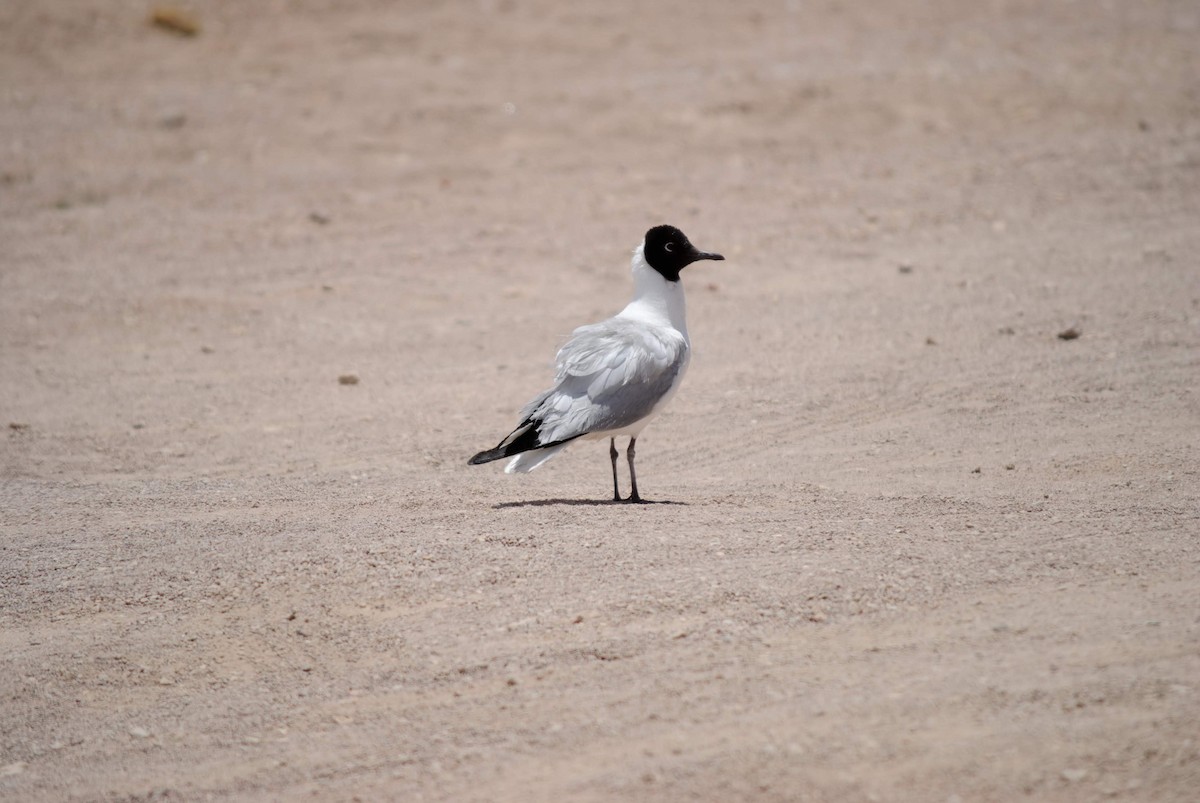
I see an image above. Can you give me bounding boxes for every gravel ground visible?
[2,1,1199,800]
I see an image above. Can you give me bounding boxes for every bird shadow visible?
[493,497,687,509]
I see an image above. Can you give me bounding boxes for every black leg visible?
[626,437,644,503]
[609,437,621,501]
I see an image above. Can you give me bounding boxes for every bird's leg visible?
[626,437,644,503]
[610,438,621,502]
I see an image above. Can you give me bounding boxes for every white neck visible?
[617,244,689,341]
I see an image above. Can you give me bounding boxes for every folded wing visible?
[526,318,689,444]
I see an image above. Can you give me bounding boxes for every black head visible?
[642,225,725,282]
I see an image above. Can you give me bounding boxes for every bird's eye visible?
[664,242,674,252]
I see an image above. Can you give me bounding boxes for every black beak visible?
[692,250,725,262]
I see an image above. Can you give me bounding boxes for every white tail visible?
[504,443,570,473]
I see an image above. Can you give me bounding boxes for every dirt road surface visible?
[3,1,1198,800]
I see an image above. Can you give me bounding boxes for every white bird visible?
[468,225,724,502]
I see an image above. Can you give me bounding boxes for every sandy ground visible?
[3,1,1199,800]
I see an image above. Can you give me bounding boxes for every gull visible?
[468,224,724,502]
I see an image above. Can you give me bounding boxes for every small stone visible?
[149,7,201,36]
[1057,327,1081,341]
[200,345,215,354]
[1061,768,1087,783]
[309,212,331,225]
[925,336,937,346]
[158,677,175,686]
[972,467,982,474]
[338,374,359,385]
[129,726,151,739]
[1005,464,1015,470]
[1,762,26,777]
[8,422,29,431]
[898,263,914,274]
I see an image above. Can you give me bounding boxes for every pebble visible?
[149,7,201,36]
[1061,768,1087,783]
[338,374,359,385]
[129,726,151,739]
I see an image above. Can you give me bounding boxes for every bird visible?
[468,224,724,502]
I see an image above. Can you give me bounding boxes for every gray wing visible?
[520,318,689,444]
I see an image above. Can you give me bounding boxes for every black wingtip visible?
[469,421,585,467]
[468,448,506,465]
[469,419,544,466]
